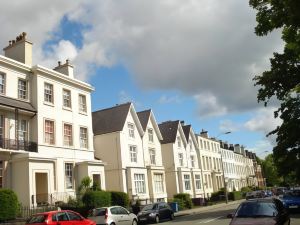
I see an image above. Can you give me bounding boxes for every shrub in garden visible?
[228,191,242,201]
[210,190,225,202]
[0,189,19,222]
[173,193,193,209]
[110,191,129,207]
[82,190,111,209]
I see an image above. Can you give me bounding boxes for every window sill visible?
[44,101,54,107]
[62,106,72,112]
[79,111,87,116]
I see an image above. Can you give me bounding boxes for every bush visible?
[82,191,111,209]
[210,190,225,202]
[173,193,193,209]
[0,189,19,222]
[110,191,129,207]
[172,198,185,210]
[228,191,242,201]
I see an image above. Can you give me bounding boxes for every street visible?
[163,203,300,225]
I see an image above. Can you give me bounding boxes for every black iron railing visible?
[0,138,37,152]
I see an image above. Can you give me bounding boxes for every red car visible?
[26,210,95,225]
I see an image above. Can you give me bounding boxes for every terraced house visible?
[0,33,106,207]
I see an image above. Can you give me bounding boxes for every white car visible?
[88,206,138,225]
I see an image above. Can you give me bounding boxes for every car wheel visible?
[170,213,174,220]
[132,219,138,225]
[110,223,116,225]
[155,215,160,223]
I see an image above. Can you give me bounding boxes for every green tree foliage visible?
[82,191,111,209]
[249,0,300,183]
[0,189,19,221]
[173,193,193,209]
[261,154,283,186]
[110,191,129,207]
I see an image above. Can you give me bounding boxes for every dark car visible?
[26,210,95,225]
[228,198,290,225]
[281,190,300,210]
[137,202,174,223]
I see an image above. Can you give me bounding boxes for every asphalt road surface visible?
[161,203,300,225]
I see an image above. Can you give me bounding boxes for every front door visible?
[35,173,48,205]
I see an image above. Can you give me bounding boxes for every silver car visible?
[88,206,138,225]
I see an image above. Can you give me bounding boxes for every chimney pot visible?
[58,61,61,66]
[66,59,69,64]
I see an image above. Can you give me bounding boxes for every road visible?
[162,203,300,225]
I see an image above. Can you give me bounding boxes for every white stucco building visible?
[0,33,106,207]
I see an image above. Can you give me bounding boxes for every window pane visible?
[130,146,137,162]
[148,129,153,142]
[154,174,164,193]
[65,163,73,189]
[134,174,145,193]
[18,120,27,141]
[149,148,156,165]
[80,127,88,148]
[79,95,87,112]
[45,120,54,144]
[64,124,72,146]
[0,73,5,94]
[18,79,27,99]
[63,89,71,108]
[128,123,135,138]
[184,174,191,190]
[44,83,53,103]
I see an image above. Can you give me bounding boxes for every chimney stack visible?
[3,32,33,66]
[200,129,208,138]
[53,59,74,78]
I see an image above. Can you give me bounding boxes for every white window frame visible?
[44,119,55,145]
[0,73,5,94]
[18,79,27,99]
[129,145,137,163]
[154,174,164,193]
[178,153,183,166]
[190,155,195,168]
[18,119,27,142]
[63,89,71,108]
[134,173,146,194]
[0,115,4,140]
[44,82,53,103]
[128,123,135,138]
[80,127,88,149]
[149,148,156,165]
[79,94,87,113]
[177,136,181,148]
[195,174,201,190]
[184,174,191,190]
[65,163,73,189]
[63,123,73,146]
[148,128,154,142]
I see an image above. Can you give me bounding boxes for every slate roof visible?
[0,95,36,112]
[92,102,131,135]
[182,125,191,141]
[158,120,180,144]
[137,110,151,131]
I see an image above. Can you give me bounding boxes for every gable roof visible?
[137,109,163,140]
[159,120,187,145]
[92,102,131,135]
[137,110,151,131]
[182,125,191,141]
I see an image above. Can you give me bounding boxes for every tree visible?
[261,154,283,186]
[249,0,300,183]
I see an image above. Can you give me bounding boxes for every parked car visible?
[88,206,138,225]
[245,190,264,200]
[26,210,95,225]
[281,190,300,210]
[137,202,174,223]
[227,198,290,225]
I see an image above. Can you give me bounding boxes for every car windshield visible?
[284,191,300,197]
[235,202,277,218]
[142,204,157,211]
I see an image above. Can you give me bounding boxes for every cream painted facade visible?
[197,133,224,198]
[93,104,152,202]
[0,34,105,207]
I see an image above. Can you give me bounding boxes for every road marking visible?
[197,216,224,223]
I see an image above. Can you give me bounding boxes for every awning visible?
[0,95,36,113]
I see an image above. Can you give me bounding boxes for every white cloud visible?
[0,0,283,116]
[219,120,242,133]
[247,140,273,159]
[194,93,227,118]
[158,95,182,104]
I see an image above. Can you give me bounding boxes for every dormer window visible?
[148,128,154,142]
[178,153,183,166]
[128,123,135,138]
[190,155,195,168]
[189,140,193,150]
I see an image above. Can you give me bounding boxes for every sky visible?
[0,0,283,158]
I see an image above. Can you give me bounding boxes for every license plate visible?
[139,218,147,221]
[289,205,298,208]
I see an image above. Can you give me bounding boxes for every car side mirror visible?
[227,213,234,218]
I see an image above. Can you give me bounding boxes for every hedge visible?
[228,191,242,201]
[110,191,129,207]
[173,193,193,209]
[82,191,111,209]
[210,190,225,202]
[0,189,19,222]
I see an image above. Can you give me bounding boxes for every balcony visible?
[0,138,37,152]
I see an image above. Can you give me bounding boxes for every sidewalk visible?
[174,199,244,217]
